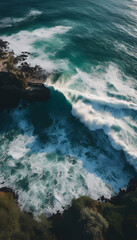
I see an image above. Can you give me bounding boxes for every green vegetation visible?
[52,196,108,240]
[80,207,109,240]
[0,183,136,240]
[52,191,137,240]
[0,192,56,240]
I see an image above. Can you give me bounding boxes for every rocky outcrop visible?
[0,71,50,109]
[0,39,50,110]
[0,179,137,240]
[51,179,137,240]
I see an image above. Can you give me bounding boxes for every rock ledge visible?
[0,39,50,110]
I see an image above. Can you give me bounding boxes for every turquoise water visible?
[0,0,137,215]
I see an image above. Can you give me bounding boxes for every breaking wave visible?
[0,0,137,215]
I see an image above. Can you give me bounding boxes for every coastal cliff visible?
[0,39,50,110]
[0,179,136,240]
[0,39,137,240]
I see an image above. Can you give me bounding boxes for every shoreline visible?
[0,178,136,214]
[0,39,50,110]
[0,178,136,240]
[0,39,137,240]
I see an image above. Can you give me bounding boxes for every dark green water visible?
[0,0,137,215]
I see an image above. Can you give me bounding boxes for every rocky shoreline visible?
[0,179,136,240]
[0,39,50,110]
[0,39,137,240]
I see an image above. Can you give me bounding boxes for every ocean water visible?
[0,0,137,215]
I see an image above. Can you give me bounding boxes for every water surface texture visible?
[0,0,137,215]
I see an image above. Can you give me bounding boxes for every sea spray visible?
[0,0,137,215]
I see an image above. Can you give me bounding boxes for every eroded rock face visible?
[0,72,50,109]
[23,82,50,102]
[0,72,22,109]
[0,39,50,110]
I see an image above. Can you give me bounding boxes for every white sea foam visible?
[71,100,137,168]
[46,63,137,170]
[28,10,42,17]
[0,17,24,28]
[0,126,113,215]
[0,133,122,215]
[0,10,42,28]
[2,30,136,169]
[32,26,72,39]
[0,105,134,215]
[20,153,112,215]
[0,25,137,215]
[1,26,71,72]
[8,134,34,160]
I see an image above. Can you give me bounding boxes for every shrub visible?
[80,207,109,240]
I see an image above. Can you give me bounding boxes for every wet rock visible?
[0,39,50,110]
[0,72,50,110]
[0,39,8,51]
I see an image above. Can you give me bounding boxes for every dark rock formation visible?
[98,178,137,205]
[0,39,50,110]
[0,39,8,51]
[0,179,137,240]
[23,82,50,102]
[0,72,50,110]
[51,179,137,240]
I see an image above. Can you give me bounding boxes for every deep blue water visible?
[0,0,137,215]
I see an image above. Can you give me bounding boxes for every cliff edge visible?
[0,39,50,110]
